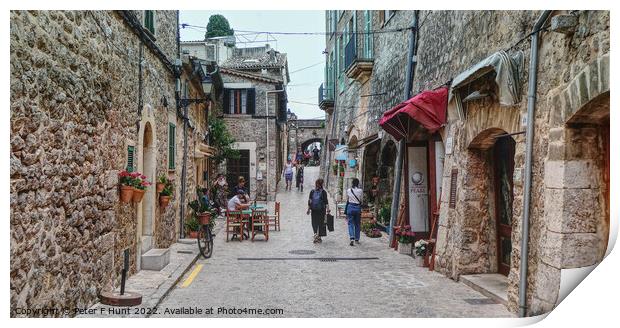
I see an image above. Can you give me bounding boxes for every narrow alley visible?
[153,166,512,317]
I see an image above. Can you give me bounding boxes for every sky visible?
[179,11,326,120]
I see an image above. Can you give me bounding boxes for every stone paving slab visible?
[150,167,514,318]
[79,221,226,318]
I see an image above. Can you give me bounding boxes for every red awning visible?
[378,87,448,141]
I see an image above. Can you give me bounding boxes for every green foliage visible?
[205,14,234,39]
[185,215,200,232]
[379,198,392,225]
[209,114,239,165]
[189,187,211,214]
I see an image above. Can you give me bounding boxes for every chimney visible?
[268,49,276,63]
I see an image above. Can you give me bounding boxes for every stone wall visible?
[9,10,202,316]
[423,10,610,315]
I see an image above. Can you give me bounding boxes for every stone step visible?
[141,248,170,271]
[460,273,508,306]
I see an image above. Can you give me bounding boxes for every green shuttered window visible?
[144,10,155,35]
[127,146,135,172]
[168,123,176,170]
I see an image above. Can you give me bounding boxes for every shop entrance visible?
[493,136,515,276]
[226,149,250,197]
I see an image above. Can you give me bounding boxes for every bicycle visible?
[197,215,214,258]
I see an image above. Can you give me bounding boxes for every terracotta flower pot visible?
[120,185,134,203]
[156,183,165,193]
[159,195,171,207]
[188,231,199,239]
[132,188,145,203]
[198,213,211,225]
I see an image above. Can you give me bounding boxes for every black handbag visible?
[319,217,327,236]
[326,213,334,232]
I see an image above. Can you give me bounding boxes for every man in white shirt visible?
[227,189,250,212]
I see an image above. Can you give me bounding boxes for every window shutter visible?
[127,146,135,172]
[168,123,176,170]
[246,88,256,115]
[223,89,230,114]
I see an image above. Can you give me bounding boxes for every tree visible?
[205,15,234,39]
[208,114,239,165]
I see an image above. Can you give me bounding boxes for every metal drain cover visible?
[319,258,337,262]
[289,250,316,255]
[463,298,499,305]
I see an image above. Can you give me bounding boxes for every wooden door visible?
[226,149,251,197]
[493,137,515,276]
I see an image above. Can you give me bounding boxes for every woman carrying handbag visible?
[346,178,363,246]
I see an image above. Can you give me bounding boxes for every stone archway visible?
[300,137,323,152]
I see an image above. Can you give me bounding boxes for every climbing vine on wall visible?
[208,114,239,165]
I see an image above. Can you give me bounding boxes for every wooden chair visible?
[226,210,244,242]
[251,209,269,241]
[267,202,281,231]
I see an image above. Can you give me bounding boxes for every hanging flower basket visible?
[132,188,145,203]
[120,185,134,203]
[159,195,171,207]
[198,212,211,225]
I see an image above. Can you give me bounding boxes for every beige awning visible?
[194,142,217,158]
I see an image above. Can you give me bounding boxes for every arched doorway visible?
[563,91,610,259]
[464,128,517,276]
[140,122,156,254]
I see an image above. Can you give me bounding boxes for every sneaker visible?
[318,237,322,243]
[350,240,354,246]
[355,240,360,244]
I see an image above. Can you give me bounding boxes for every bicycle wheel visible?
[197,225,213,258]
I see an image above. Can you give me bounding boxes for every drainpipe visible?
[388,11,419,246]
[518,10,551,318]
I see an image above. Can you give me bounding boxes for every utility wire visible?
[180,23,412,35]
[289,61,324,74]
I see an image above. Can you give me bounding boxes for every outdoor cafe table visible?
[241,206,269,238]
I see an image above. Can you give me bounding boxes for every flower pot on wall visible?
[188,231,199,239]
[398,242,412,255]
[156,183,165,193]
[159,195,171,207]
[120,185,134,203]
[132,188,145,203]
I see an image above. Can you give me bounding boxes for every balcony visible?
[345,34,374,83]
[318,82,335,113]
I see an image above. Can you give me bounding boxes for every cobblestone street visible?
[154,167,512,318]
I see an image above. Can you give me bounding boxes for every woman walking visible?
[307,179,330,243]
[282,159,294,191]
[346,178,363,246]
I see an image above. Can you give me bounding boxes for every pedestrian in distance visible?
[295,164,304,192]
[307,178,330,243]
[346,178,363,246]
[282,159,294,191]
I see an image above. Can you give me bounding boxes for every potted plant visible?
[156,175,167,193]
[332,163,338,175]
[185,215,200,239]
[414,239,430,267]
[132,172,150,203]
[118,170,135,203]
[159,180,173,207]
[189,187,213,225]
[396,225,415,255]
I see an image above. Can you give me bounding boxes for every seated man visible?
[227,189,250,212]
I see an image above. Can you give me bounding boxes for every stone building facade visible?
[216,46,289,201]
[320,10,610,316]
[10,10,213,316]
